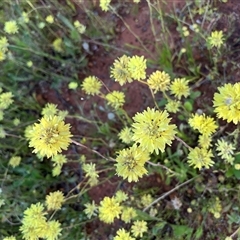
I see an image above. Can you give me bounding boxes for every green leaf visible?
[184,101,193,112]
[171,224,193,239]
[193,227,203,239]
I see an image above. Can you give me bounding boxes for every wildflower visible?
[121,207,137,223]
[57,110,68,120]
[99,196,122,223]
[207,30,224,48]
[198,134,212,149]
[68,81,78,89]
[52,165,61,177]
[133,0,141,2]
[115,145,149,182]
[0,51,6,61]
[180,48,186,53]
[0,126,6,138]
[46,15,54,24]
[52,38,63,52]
[41,103,58,117]
[141,194,153,208]
[45,220,62,240]
[213,83,240,124]
[13,118,20,126]
[4,21,18,34]
[52,154,67,167]
[46,191,65,211]
[84,201,98,219]
[0,37,9,52]
[132,108,176,154]
[127,56,147,80]
[29,116,72,158]
[3,237,16,240]
[182,26,190,37]
[0,92,14,110]
[170,78,190,99]
[165,100,181,113]
[9,156,21,168]
[106,91,125,109]
[147,70,171,93]
[26,61,33,67]
[235,164,240,170]
[187,147,214,169]
[100,0,111,11]
[115,190,128,203]
[118,127,133,144]
[189,114,217,136]
[82,76,102,95]
[131,220,148,238]
[171,197,182,210]
[74,20,86,34]
[216,139,235,164]
[111,55,132,85]
[209,197,222,219]
[114,229,135,240]
[83,163,99,186]
[21,12,29,23]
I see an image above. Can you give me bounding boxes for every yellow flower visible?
[99,196,122,223]
[207,30,224,48]
[187,147,214,169]
[46,15,54,24]
[189,114,217,136]
[147,70,171,93]
[141,194,153,208]
[52,38,63,52]
[27,61,33,67]
[100,0,111,11]
[170,78,190,99]
[4,21,18,34]
[165,100,181,113]
[111,55,132,85]
[84,201,98,219]
[133,0,141,2]
[118,127,133,144]
[19,12,30,23]
[0,51,6,61]
[198,134,212,149]
[121,207,137,223]
[131,220,148,238]
[74,20,86,34]
[132,108,176,154]
[114,229,135,240]
[44,220,62,240]
[127,56,146,80]
[41,103,58,117]
[3,236,16,240]
[0,92,14,110]
[106,91,125,109]
[82,76,102,95]
[9,156,21,168]
[0,37,9,52]
[209,197,222,219]
[115,145,149,182]
[51,154,67,167]
[213,83,240,124]
[46,191,65,211]
[29,116,72,158]
[115,190,128,203]
[216,139,235,163]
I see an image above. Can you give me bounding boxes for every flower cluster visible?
[213,83,240,124]
[45,191,65,211]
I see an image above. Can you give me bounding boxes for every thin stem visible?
[147,161,175,174]
[174,135,192,150]
[143,176,198,212]
[229,226,240,239]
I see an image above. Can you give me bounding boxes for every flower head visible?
[82,76,102,95]
[132,108,176,154]
[0,92,14,110]
[46,15,54,24]
[100,0,111,11]
[0,37,9,52]
[115,190,128,203]
[131,220,148,238]
[52,38,63,52]
[127,56,146,80]
[121,207,137,223]
[170,78,190,99]
[74,20,86,34]
[198,134,212,149]
[118,127,133,144]
[84,201,98,219]
[213,83,240,124]
[106,91,125,109]
[114,229,135,240]
[41,103,58,118]
[147,71,171,93]
[45,220,62,240]
[45,191,65,211]
[165,100,181,113]
[207,30,224,48]
[4,21,18,34]
[9,156,21,168]
[115,145,149,182]
[29,116,72,158]
[99,196,122,223]
[216,139,235,164]
[52,154,67,167]
[111,55,132,85]
[189,114,217,136]
[3,236,16,240]
[0,51,6,61]
[187,147,214,169]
